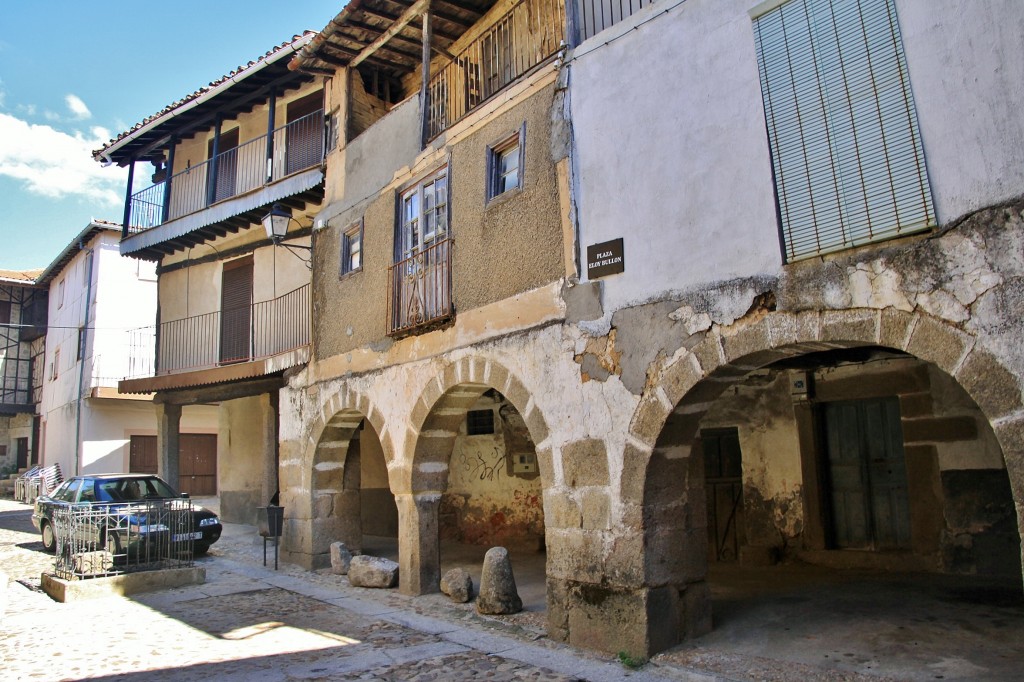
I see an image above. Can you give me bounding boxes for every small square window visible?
[341,222,363,277]
[487,126,524,201]
[466,409,495,436]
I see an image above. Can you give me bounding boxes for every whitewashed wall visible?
[566,0,1024,315]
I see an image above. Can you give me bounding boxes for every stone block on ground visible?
[440,567,473,603]
[330,541,353,575]
[476,547,522,614]
[348,555,399,588]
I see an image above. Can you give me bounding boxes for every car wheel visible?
[40,521,56,553]
[193,542,210,556]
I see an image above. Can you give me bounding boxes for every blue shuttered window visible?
[753,0,935,262]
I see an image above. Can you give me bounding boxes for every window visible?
[466,409,495,436]
[57,279,65,308]
[753,0,935,262]
[0,301,10,324]
[77,327,86,361]
[400,167,448,259]
[341,221,363,277]
[487,127,524,201]
[51,349,60,380]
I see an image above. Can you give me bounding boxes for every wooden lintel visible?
[350,0,430,70]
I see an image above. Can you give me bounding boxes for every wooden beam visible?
[358,6,463,41]
[351,0,429,70]
[421,5,432,148]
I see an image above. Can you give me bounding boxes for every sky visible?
[0,0,342,272]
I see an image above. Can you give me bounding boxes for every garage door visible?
[129,434,218,496]
[180,434,218,496]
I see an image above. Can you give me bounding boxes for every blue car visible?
[32,473,222,557]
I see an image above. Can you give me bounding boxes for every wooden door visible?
[15,437,28,469]
[129,435,158,474]
[179,434,217,496]
[219,257,253,364]
[823,398,910,550]
[702,428,745,562]
[208,128,239,203]
[285,92,322,175]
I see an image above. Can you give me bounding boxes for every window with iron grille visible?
[753,0,935,262]
[466,409,495,436]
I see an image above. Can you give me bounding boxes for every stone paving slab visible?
[0,499,689,682]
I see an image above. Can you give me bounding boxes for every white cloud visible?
[65,94,91,119]
[0,112,126,204]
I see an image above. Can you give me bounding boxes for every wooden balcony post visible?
[121,159,135,239]
[161,138,176,223]
[207,116,222,207]
[266,88,277,183]
[420,3,432,148]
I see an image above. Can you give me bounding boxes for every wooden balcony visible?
[427,0,565,138]
[126,110,325,235]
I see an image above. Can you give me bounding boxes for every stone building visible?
[0,269,45,472]
[98,0,1024,660]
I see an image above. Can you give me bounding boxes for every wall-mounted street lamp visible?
[262,203,312,269]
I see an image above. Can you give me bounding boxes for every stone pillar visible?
[396,492,441,596]
[262,392,279,505]
[156,403,181,489]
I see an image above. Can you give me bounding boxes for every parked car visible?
[32,473,222,556]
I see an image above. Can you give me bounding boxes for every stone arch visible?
[284,386,393,569]
[396,355,552,595]
[620,307,1024,651]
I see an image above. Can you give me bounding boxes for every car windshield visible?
[94,477,177,502]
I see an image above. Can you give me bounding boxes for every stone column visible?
[395,492,441,596]
[155,402,182,490]
[262,392,279,505]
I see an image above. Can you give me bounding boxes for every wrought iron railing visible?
[387,238,453,335]
[126,109,325,233]
[427,0,565,138]
[575,0,656,42]
[126,284,309,377]
[51,500,196,579]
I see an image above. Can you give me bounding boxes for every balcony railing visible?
[427,0,565,139]
[387,238,453,336]
[126,284,309,378]
[575,0,655,42]
[127,110,325,234]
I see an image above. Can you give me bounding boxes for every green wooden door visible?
[823,398,910,550]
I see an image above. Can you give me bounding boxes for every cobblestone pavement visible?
[5,497,1023,682]
[0,499,698,682]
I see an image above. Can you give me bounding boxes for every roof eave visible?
[94,33,316,165]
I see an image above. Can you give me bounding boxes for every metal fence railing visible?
[575,0,656,42]
[51,500,196,580]
[125,284,310,378]
[127,109,325,233]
